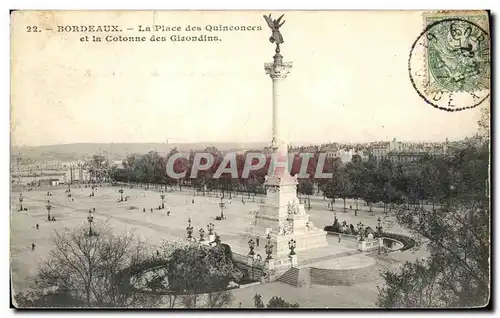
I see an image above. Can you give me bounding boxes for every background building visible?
[370,138,449,163]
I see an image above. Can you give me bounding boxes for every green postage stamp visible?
[408,11,490,112]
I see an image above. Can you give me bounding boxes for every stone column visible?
[265,54,293,178]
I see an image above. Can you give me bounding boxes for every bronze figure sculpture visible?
[263,14,285,53]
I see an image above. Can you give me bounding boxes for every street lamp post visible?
[19,194,23,211]
[199,228,205,242]
[357,222,365,241]
[288,239,297,256]
[376,217,383,255]
[248,239,256,256]
[46,200,52,221]
[376,217,383,237]
[118,188,124,202]
[87,213,94,236]
[186,217,194,241]
[207,223,215,236]
[265,233,273,260]
[160,191,166,209]
[219,197,226,220]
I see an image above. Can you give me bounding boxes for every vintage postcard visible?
[10,10,490,309]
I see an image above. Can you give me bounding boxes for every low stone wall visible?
[325,231,359,242]
[382,232,416,251]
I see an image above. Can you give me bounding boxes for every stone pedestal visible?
[358,239,380,252]
[358,240,367,252]
[266,259,275,270]
[209,234,215,243]
[244,174,327,260]
[290,255,298,267]
[247,256,254,266]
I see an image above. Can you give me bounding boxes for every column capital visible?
[265,61,293,80]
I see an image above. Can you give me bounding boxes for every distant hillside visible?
[11,142,269,162]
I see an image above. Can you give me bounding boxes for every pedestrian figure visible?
[143,208,146,212]
[36,224,39,230]
[167,211,170,216]
[72,198,74,202]
[93,208,95,213]
[253,293,264,308]
[256,238,260,247]
[350,205,352,210]
[151,208,153,213]
[192,199,194,204]
[355,210,358,216]
[156,250,160,257]
[31,243,35,251]
[52,216,56,222]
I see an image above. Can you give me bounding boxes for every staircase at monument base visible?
[277,267,299,286]
[277,267,311,287]
[309,263,380,286]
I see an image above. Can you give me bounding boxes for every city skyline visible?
[12,135,460,151]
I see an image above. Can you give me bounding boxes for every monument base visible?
[241,173,328,262]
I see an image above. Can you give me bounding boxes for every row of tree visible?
[321,142,485,213]
[108,147,338,198]
[105,140,485,213]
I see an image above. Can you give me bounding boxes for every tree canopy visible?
[377,140,490,308]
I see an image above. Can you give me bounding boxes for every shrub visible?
[267,296,299,308]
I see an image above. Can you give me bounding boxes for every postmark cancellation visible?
[409,11,490,112]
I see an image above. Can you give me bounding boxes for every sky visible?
[10,11,488,147]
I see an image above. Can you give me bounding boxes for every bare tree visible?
[25,224,161,308]
[206,290,234,308]
[180,294,201,308]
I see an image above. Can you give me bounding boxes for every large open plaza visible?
[10,184,427,307]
